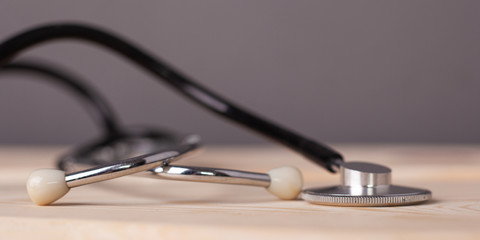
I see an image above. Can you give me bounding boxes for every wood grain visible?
[0,144,479,239]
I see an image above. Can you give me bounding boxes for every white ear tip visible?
[266,166,303,200]
[26,169,70,206]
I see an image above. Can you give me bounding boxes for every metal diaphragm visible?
[301,162,431,207]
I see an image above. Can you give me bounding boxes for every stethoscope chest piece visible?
[301,162,431,207]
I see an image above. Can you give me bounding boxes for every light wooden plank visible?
[0,144,479,239]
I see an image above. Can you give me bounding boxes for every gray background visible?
[0,0,479,145]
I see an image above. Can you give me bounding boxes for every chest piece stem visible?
[301,162,431,207]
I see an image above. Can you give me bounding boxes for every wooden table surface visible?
[0,144,479,239]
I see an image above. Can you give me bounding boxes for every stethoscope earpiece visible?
[27,169,70,206]
[266,166,303,200]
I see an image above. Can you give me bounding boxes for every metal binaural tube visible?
[150,165,271,187]
[65,138,200,188]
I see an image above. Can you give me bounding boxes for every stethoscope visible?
[0,23,431,207]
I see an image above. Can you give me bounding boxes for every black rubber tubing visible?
[0,23,343,172]
[1,60,121,137]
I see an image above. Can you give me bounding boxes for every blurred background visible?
[0,0,478,146]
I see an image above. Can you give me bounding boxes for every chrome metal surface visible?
[58,130,197,173]
[301,185,431,207]
[341,162,391,187]
[61,131,272,190]
[149,165,270,187]
[65,135,200,188]
[301,161,432,206]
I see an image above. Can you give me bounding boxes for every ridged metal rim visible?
[301,186,432,207]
